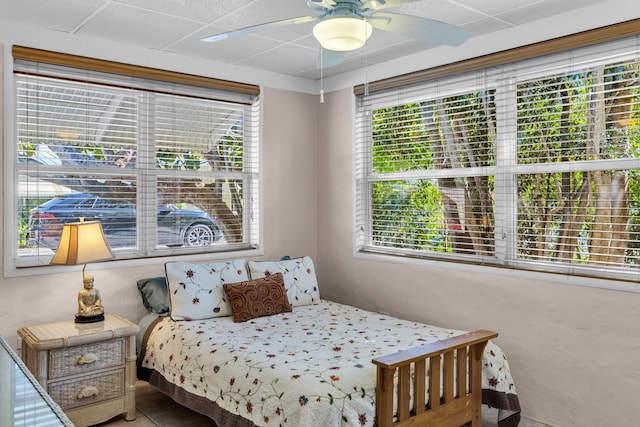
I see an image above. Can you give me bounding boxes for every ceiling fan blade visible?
[359,0,420,12]
[201,15,319,43]
[317,47,345,69]
[306,0,337,10]
[368,12,471,46]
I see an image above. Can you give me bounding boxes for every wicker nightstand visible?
[17,314,139,427]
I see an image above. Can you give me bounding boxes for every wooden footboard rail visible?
[372,329,498,427]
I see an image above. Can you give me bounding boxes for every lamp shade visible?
[50,220,114,266]
[313,17,372,51]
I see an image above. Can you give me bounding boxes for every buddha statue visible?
[76,275,105,323]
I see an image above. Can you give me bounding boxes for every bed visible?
[136,256,521,427]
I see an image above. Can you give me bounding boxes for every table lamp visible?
[50,218,114,323]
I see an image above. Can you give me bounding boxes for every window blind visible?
[355,35,640,282]
[13,54,260,268]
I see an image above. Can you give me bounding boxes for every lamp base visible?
[75,313,105,323]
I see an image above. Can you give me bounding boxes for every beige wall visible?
[316,88,640,427]
[0,86,318,348]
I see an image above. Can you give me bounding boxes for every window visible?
[355,35,640,282]
[10,47,260,269]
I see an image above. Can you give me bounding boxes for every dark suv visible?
[29,193,223,249]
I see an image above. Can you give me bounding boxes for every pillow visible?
[247,256,319,307]
[136,276,170,316]
[165,259,249,320]
[223,273,292,322]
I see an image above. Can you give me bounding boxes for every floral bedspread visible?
[140,300,520,427]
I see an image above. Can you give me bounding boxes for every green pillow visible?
[136,276,170,315]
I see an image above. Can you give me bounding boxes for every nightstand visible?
[17,314,139,427]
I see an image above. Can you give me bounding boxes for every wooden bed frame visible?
[373,329,498,427]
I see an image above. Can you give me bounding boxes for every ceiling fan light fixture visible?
[313,16,372,51]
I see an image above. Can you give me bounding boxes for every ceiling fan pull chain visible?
[320,48,325,103]
[364,19,369,96]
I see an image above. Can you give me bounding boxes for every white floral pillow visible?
[165,259,249,320]
[248,256,320,307]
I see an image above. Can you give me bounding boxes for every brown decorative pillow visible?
[223,273,292,322]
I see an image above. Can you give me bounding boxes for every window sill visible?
[5,247,264,278]
[353,249,640,294]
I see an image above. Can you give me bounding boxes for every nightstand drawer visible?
[48,338,125,379]
[48,368,125,410]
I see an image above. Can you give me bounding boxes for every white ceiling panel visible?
[169,28,285,64]
[0,0,104,32]
[115,0,255,23]
[76,2,202,50]
[497,0,608,25]
[453,0,545,16]
[461,17,514,37]
[351,39,434,64]
[247,20,320,44]
[215,0,315,31]
[387,0,486,26]
[296,56,367,79]
[237,43,321,75]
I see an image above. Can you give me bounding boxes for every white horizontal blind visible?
[14,59,260,267]
[510,40,640,277]
[356,35,640,281]
[356,71,499,263]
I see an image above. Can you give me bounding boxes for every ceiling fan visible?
[201,0,472,68]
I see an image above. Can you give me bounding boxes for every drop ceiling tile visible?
[461,17,513,37]
[352,40,433,64]
[216,0,315,30]
[288,33,323,50]
[250,20,318,43]
[77,2,202,50]
[169,28,283,64]
[385,0,485,26]
[0,0,106,32]
[363,27,417,50]
[452,0,545,17]
[114,0,256,23]
[498,0,608,25]
[236,43,318,75]
[295,56,366,79]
